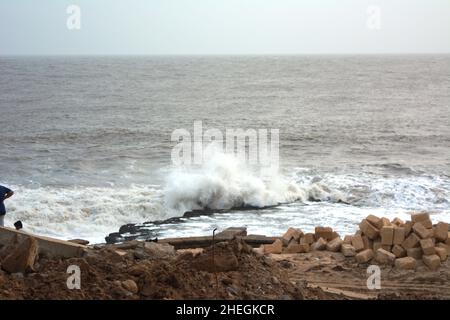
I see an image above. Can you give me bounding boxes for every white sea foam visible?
[4,185,165,243]
[3,154,449,243]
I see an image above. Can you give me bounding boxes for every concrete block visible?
[301,233,315,245]
[263,239,283,254]
[407,247,423,260]
[434,222,449,242]
[423,254,441,271]
[282,228,303,245]
[391,217,404,226]
[419,219,433,229]
[362,235,373,250]
[314,226,333,241]
[355,249,374,264]
[326,237,343,252]
[379,217,392,228]
[285,242,310,254]
[331,231,340,240]
[436,243,449,255]
[311,237,327,251]
[0,226,86,258]
[395,257,416,270]
[343,235,353,244]
[380,226,394,245]
[341,244,356,257]
[393,227,405,245]
[351,234,365,252]
[420,238,435,255]
[402,233,420,249]
[366,215,381,229]
[216,227,247,238]
[403,221,413,237]
[375,248,396,265]
[392,244,406,258]
[434,247,447,262]
[359,219,380,240]
[412,223,431,239]
[373,240,382,253]
[411,212,430,223]
[1,236,39,274]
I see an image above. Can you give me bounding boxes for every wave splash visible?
[163,150,346,214]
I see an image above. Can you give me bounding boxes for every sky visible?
[0,0,449,55]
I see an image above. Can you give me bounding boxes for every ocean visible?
[1,55,449,243]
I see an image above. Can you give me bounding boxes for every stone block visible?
[314,226,333,241]
[380,226,394,245]
[407,247,423,260]
[395,257,416,270]
[375,248,396,265]
[359,219,380,240]
[351,234,365,252]
[282,228,303,245]
[341,244,356,257]
[264,239,283,254]
[393,227,405,245]
[434,222,449,242]
[420,238,435,255]
[311,237,327,251]
[423,254,441,271]
[392,244,406,258]
[413,223,431,239]
[355,249,374,264]
[326,237,343,252]
[402,233,420,249]
[434,247,447,262]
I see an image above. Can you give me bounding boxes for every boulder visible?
[121,279,139,294]
[2,236,39,274]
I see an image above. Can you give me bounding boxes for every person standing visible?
[0,185,14,227]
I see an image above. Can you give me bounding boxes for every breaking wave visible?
[163,150,346,214]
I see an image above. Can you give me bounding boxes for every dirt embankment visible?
[2,212,450,300]
[0,237,307,300]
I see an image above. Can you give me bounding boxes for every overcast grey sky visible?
[1,0,449,55]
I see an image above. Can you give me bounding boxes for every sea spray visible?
[164,148,312,214]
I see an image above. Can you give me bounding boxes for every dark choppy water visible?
[1,55,449,242]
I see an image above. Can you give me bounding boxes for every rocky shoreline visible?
[1,212,450,300]
[105,205,279,244]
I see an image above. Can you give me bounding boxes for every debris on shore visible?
[1,212,449,300]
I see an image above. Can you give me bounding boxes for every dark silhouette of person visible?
[0,185,14,227]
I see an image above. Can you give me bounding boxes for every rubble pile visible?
[263,213,449,271]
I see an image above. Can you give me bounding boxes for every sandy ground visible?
[272,251,450,299]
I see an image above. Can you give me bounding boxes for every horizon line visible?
[1,52,450,57]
